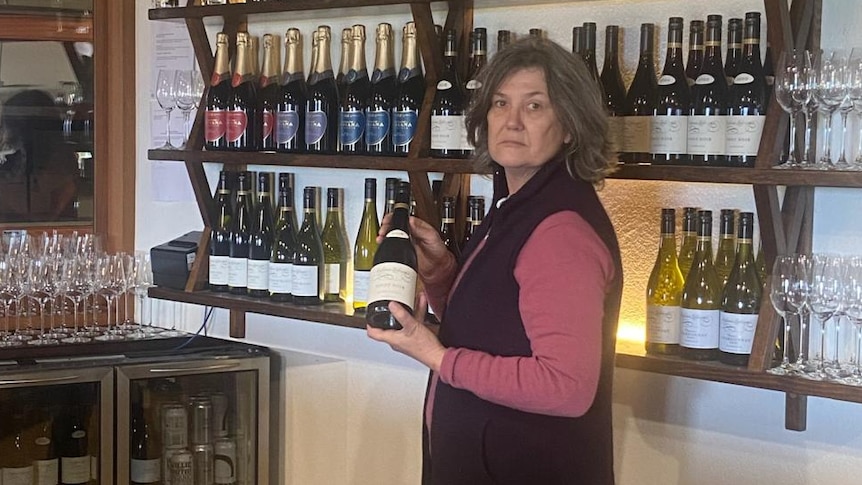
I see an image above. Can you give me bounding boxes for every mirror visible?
[0,0,94,227]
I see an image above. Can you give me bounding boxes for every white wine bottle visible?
[714,208,737,289]
[228,171,252,295]
[321,188,349,302]
[367,181,417,329]
[677,206,698,280]
[719,212,761,366]
[680,210,722,360]
[270,173,298,302]
[292,187,325,305]
[209,170,232,292]
[248,172,274,298]
[353,178,379,311]
[645,208,684,355]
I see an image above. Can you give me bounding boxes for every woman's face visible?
[486,67,570,187]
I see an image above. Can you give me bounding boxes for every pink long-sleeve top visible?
[424,209,615,424]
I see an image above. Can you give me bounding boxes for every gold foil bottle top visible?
[262,33,275,50]
[283,28,303,77]
[317,25,332,42]
[351,24,366,42]
[216,32,228,44]
[376,23,391,41]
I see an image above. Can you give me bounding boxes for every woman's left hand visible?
[366,292,447,373]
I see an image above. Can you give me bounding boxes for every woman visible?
[367,36,622,484]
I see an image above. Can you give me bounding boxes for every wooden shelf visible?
[148,149,483,173]
[610,164,862,188]
[149,0,436,20]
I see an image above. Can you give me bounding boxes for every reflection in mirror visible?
[0,0,94,226]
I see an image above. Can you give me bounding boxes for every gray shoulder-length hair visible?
[465,36,617,185]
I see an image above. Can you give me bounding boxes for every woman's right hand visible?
[378,213,454,280]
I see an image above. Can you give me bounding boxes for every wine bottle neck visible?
[283,30,304,77]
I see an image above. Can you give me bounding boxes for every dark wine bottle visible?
[205,32,231,151]
[391,22,424,156]
[680,210,721,361]
[645,208,684,355]
[763,41,774,111]
[259,33,281,151]
[307,29,320,85]
[276,29,306,153]
[383,177,399,216]
[3,409,35,485]
[689,15,728,166]
[724,18,743,85]
[719,211,761,366]
[367,181,418,330]
[466,28,487,98]
[581,22,600,83]
[431,29,469,159]
[33,406,59,485]
[305,26,338,154]
[130,389,161,485]
[529,28,544,39]
[497,30,512,54]
[652,17,691,165]
[460,196,485,251]
[726,12,765,168]
[571,26,584,58]
[440,196,461,260]
[601,25,626,156]
[59,405,92,485]
[226,32,259,151]
[228,171,252,295]
[292,187,324,305]
[366,23,397,155]
[270,173,299,302]
[621,23,657,164]
[210,170,233,292]
[339,25,370,154]
[336,27,351,95]
[685,20,705,86]
[248,172,274,298]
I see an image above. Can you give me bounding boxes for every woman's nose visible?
[504,107,523,129]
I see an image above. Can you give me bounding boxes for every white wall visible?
[136,1,862,484]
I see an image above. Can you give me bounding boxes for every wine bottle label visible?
[431,115,466,150]
[365,110,390,146]
[392,109,418,147]
[34,458,58,485]
[606,116,625,154]
[466,79,482,90]
[276,110,300,145]
[292,265,320,297]
[262,110,274,143]
[732,73,755,85]
[620,116,652,153]
[305,110,328,145]
[436,80,453,90]
[651,115,688,154]
[131,457,162,483]
[60,456,90,483]
[247,259,270,290]
[325,263,341,294]
[205,109,227,143]
[227,257,248,287]
[226,110,249,143]
[368,262,417,311]
[680,308,720,349]
[339,110,365,146]
[687,115,727,155]
[91,454,98,481]
[725,115,764,156]
[695,73,716,85]
[3,466,34,485]
[353,270,370,304]
[646,304,681,344]
[269,262,293,294]
[209,255,230,286]
[657,75,676,86]
[719,312,758,354]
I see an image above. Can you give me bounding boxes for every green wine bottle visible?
[719,212,761,366]
[228,171,253,295]
[248,172,274,298]
[269,174,298,302]
[677,206,698,280]
[680,210,722,360]
[292,187,325,305]
[321,188,349,302]
[645,208,684,355]
[383,177,399,215]
[755,239,767,289]
[209,170,232,292]
[714,208,737,289]
[353,178,379,311]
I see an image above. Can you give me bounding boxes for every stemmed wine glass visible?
[786,254,813,373]
[792,51,816,167]
[27,258,59,346]
[775,50,809,168]
[59,258,92,343]
[769,255,796,374]
[841,257,862,385]
[847,49,862,169]
[95,254,126,341]
[812,49,850,169]
[155,69,177,149]
[0,260,22,348]
[807,254,844,379]
[131,251,159,337]
[174,70,202,149]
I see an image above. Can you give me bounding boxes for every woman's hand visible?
[379,213,454,280]
[366,292,446,373]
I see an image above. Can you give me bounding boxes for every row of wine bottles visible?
[204,22,425,155]
[208,170,486,309]
[645,207,765,365]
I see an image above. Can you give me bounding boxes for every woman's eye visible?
[493,99,506,108]
[527,102,541,110]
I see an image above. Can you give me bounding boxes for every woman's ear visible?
[564,133,573,144]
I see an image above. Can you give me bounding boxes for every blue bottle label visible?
[365,110,390,146]
[275,110,299,145]
[305,110,327,146]
[392,109,418,148]
[339,110,365,146]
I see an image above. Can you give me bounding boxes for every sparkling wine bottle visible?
[205,32,231,151]
[259,33,281,151]
[339,25,370,154]
[366,23,397,155]
[305,26,338,154]
[391,22,424,156]
[226,32,259,151]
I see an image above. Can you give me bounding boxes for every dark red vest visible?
[424,157,623,485]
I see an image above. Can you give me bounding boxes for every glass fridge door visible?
[116,354,270,485]
[0,365,113,485]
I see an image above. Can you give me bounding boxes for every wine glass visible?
[27,258,59,346]
[127,251,158,339]
[95,254,126,341]
[812,49,850,169]
[807,254,844,379]
[59,81,83,141]
[841,257,862,384]
[769,255,796,374]
[59,258,92,344]
[155,69,177,149]
[790,51,816,167]
[847,48,862,168]
[0,260,22,348]
[786,254,813,373]
[174,70,197,149]
[774,50,808,168]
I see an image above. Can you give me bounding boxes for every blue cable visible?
[171,305,215,351]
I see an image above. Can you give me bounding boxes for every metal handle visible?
[148,362,241,374]
[0,375,80,386]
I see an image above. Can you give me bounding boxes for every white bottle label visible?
[325,263,341,294]
[246,259,269,290]
[695,73,716,85]
[719,312,758,354]
[3,466,34,485]
[646,304,681,344]
[436,80,452,90]
[227,257,248,287]
[725,115,765,156]
[60,456,91,483]
[35,458,59,485]
[651,115,688,154]
[209,255,229,286]
[130,457,161,483]
[607,116,625,154]
[368,262,417,310]
[353,270,371,304]
[658,74,676,86]
[733,72,755,85]
[268,262,293,294]
[431,115,466,150]
[291,265,319,297]
[621,116,652,153]
[687,115,727,156]
[680,308,720,349]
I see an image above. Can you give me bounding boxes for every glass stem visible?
[787,111,798,164]
[182,110,191,147]
[164,108,173,147]
[838,110,850,165]
[803,109,814,165]
[822,111,834,163]
[782,315,793,366]
[819,316,828,371]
